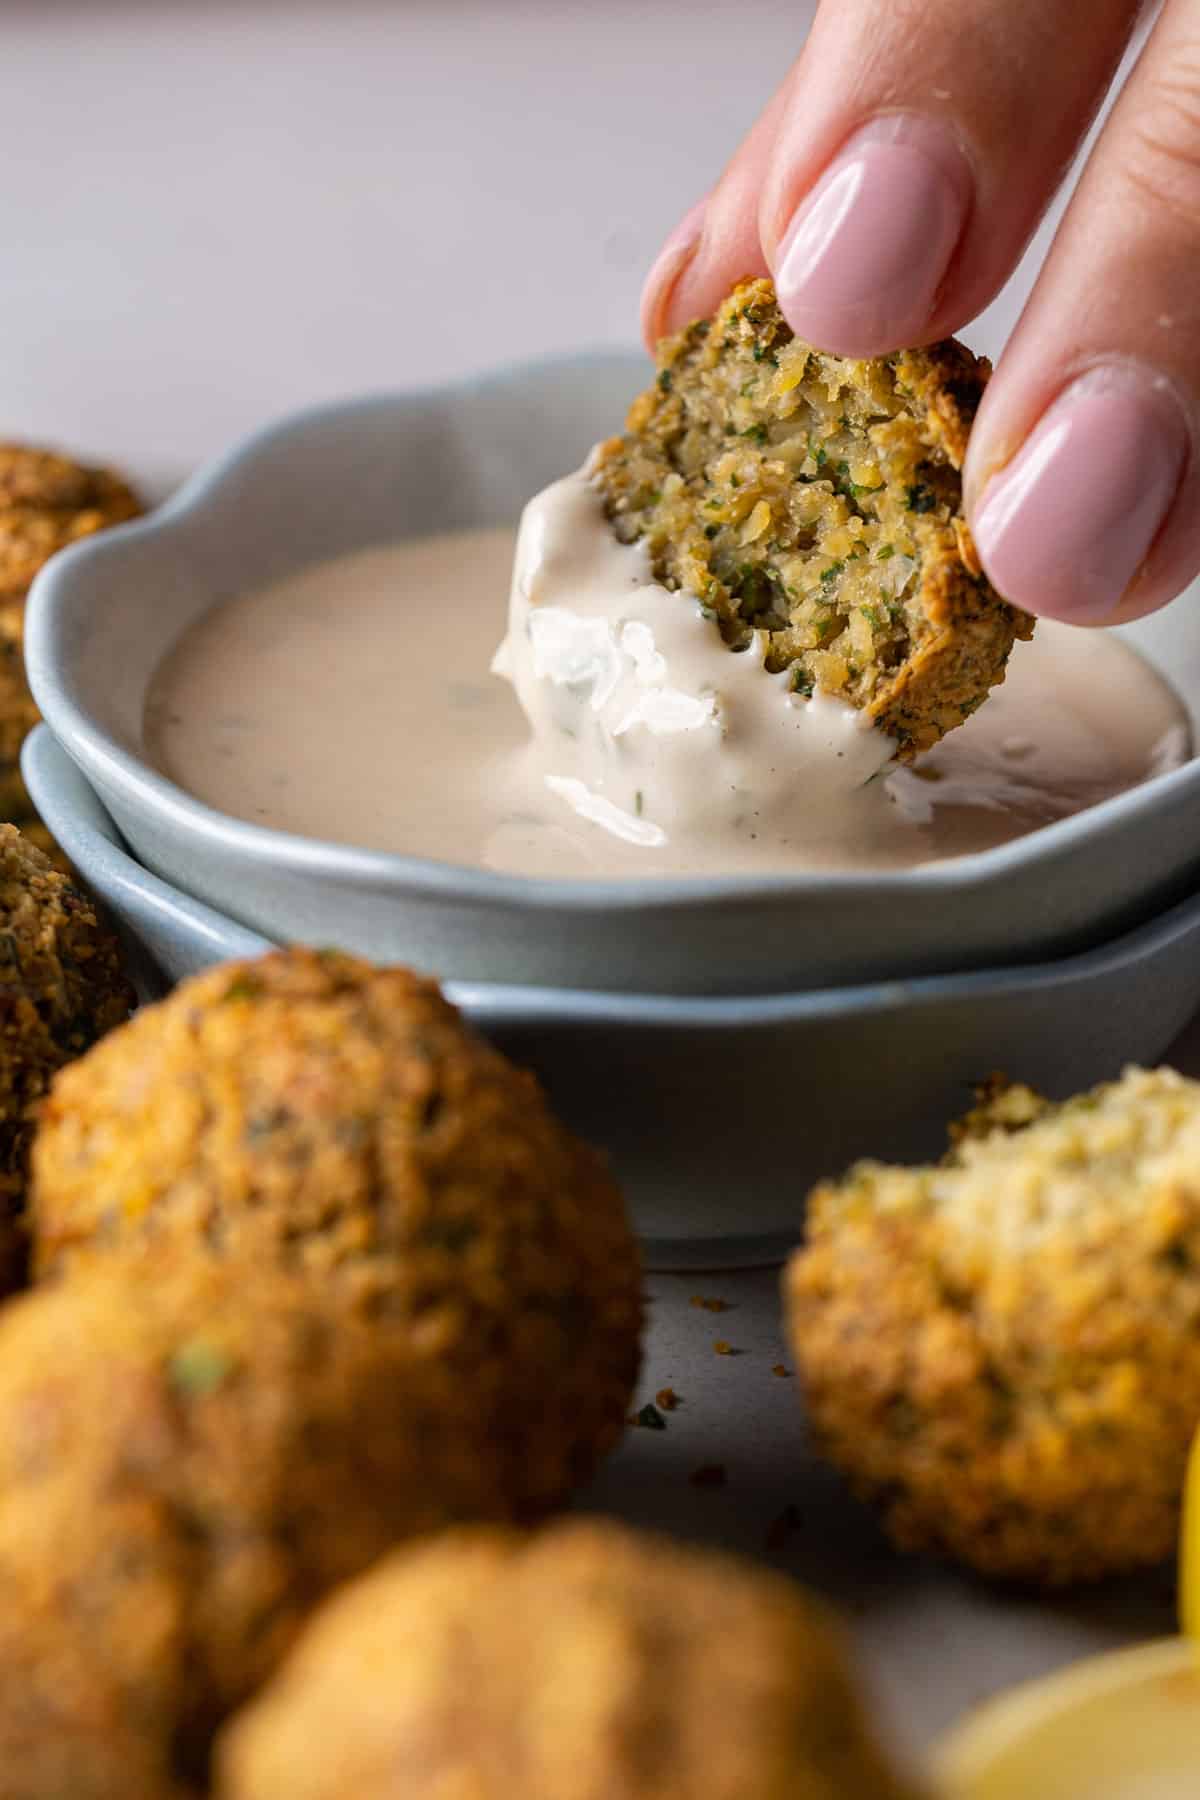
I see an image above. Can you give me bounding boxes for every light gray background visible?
[5,0,1187,1776]
[5,0,1133,472]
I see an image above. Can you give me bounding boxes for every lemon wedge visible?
[938,1421,1200,1795]
[936,1639,1198,1797]
[1181,1420,1200,1648]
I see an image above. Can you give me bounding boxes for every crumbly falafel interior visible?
[594,278,1029,752]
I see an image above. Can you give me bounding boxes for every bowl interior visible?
[31,352,651,766]
[1114,602,1200,736]
[25,352,1200,997]
[32,346,1200,780]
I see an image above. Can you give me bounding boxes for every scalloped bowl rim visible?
[25,352,1200,917]
[23,720,1200,1028]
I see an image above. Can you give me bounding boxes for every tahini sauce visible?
[144,475,1191,879]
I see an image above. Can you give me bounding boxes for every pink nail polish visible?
[641,197,708,344]
[972,366,1188,623]
[774,115,971,356]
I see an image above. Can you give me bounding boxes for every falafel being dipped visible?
[593,279,1031,755]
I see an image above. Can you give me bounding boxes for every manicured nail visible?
[641,197,708,345]
[774,115,971,356]
[971,365,1188,623]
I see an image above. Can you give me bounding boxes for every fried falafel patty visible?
[786,1065,1200,1585]
[0,443,141,604]
[592,279,1031,755]
[0,1254,596,1800]
[10,816,71,877]
[32,947,641,1512]
[944,1070,1054,1147]
[0,824,131,1291]
[0,601,40,821]
[217,1518,922,1800]
[0,444,141,826]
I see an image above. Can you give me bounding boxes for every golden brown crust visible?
[0,445,141,605]
[10,944,643,1794]
[944,1072,1054,1150]
[0,445,141,840]
[32,947,642,1515]
[0,599,39,820]
[592,279,1032,756]
[0,824,131,1294]
[786,1065,1200,1585]
[216,1518,923,1800]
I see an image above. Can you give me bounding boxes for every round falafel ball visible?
[0,445,141,826]
[0,823,131,1291]
[0,597,40,820]
[216,1518,922,1800]
[0,1256,637,1800]
[786,1065,1200,1586]
[32,948,641,1514]
[0,443,141,604]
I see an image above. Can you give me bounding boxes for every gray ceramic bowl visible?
[26,724,1200,1269]
[24,355,1200,998]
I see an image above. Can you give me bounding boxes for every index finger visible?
[641,81,787,348]
[646,0,1143,355]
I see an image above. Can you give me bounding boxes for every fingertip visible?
[770,118,973,361]
[968,364,1189,625]
[639,197,709,351]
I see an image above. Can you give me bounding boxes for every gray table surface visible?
[582,1256,1182,1770]
[586,1002,1200,1768]
[10,1,1187,1777]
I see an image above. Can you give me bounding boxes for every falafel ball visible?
[0,443,141,604]
[943,1070,1053,1148]
[0,823,131,1291]
[592,278,1032,756]
[0,443,140,829]
[216,1518,922,1800]
[32,947,641,1513]
[0,599,39,820]
[10,815,72,877]
[786,1064,1200,1585]
[0,1253,624,1800]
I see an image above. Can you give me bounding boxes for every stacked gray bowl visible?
[24,357,1200,1265]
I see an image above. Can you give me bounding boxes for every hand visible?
[641,1,1200,628]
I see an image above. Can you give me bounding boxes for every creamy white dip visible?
[144,472,1191,879]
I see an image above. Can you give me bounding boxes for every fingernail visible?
[972,365,1189,623]
[640,196,708,345]
[774,115,971,356]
